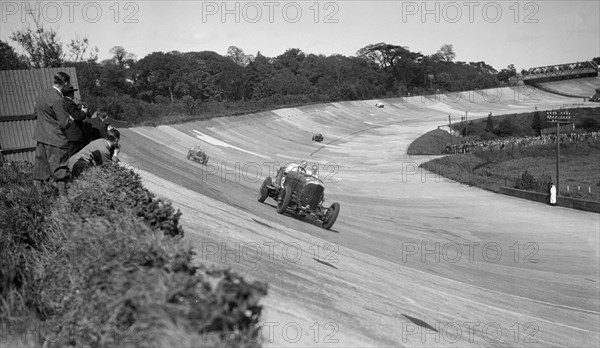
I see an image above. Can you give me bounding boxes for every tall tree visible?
[10,22,63,68]
[227,46,251,66]
[0,40,29,70]
[66,36,98,63]
[485,113,494,132]
[10,6,95,68]
[109,46,137,67]
[274,48,305,75]
[356,43,411,69]
[531,109,543,135]
[436,44,456,62]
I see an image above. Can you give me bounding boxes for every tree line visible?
[2,22,588,125]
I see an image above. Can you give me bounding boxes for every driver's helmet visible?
[310,164,319,177]
[300,160,307,168]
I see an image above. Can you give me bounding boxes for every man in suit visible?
[32,72,74,196]
[63,84,91,157]
[69,128,121,177]
[83,107,110,141]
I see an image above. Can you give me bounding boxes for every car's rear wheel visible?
[187,153,191,160]
[322,202,340,230]
[277,185,292,214]
[258,177,272,203]
[203,156,209,165]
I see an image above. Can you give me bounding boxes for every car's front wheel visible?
[277,185,292,214]
[322,202,340,230]
[258,177,272,203]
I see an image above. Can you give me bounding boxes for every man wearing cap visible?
[63,84,91,157]
[32,71,74,196]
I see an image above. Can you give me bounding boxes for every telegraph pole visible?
[448,115,453,145]
[546,109,571,193]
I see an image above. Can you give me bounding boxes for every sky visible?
[1,0,599,72]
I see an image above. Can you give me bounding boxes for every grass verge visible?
[1,162,267,347]
[419,140,600,202]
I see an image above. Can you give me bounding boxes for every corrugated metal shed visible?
[0,67,79,163]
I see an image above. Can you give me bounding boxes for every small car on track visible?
[312,133,324,142]
[187,144,209,165]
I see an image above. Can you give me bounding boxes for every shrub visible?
[1,163,268,347]
[0,162,56,319]
[69,163,183,237]
[514,170,539,191]
[578,117,600,131]
[495,118,516,136]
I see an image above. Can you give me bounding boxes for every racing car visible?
[312,133,324,142]
[187,144,209,165]
[258,167,340,230]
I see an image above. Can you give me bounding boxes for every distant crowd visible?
[32,71,120,196]
[525,61,597,77]
[445,131,600,154]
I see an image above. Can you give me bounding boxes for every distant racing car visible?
[258,166,340,230]
[187,144,209,165]
[312,133,324,142]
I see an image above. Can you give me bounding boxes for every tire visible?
[277,185,292,214]
[258,177,272,203]
[322,202,340,230]
[203,156,209,165]
[187,153,191,160]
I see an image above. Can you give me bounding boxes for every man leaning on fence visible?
[32,72,74,196]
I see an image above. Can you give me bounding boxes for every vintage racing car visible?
[187,144,209,165]
[312,133,324,142]
[258,167,340,230]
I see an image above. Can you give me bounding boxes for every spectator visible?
[69,128,121,178]
[549,182,557,206]
[32,72,73,196]
[63,84,91,157]
[83,107,110,141]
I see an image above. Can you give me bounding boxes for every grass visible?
[412,107,600,202]
[451,107,600,140]
[1,162,267,347]
[418,134,600,202]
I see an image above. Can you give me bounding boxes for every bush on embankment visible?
[0,162,267,347]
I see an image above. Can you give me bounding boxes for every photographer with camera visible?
[63,84,91,157]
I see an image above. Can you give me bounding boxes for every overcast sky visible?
[1,0,598,72]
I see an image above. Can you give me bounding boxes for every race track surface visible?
[119,86,600,347]
[536,76,599,98]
